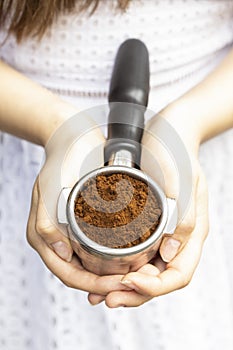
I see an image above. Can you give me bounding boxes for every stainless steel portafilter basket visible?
[57,39,177,275]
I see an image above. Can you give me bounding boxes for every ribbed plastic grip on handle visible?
[104,38,150,166]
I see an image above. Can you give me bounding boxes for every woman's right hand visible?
[26,115,131,295]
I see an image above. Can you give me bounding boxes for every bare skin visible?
[0,48,233,307]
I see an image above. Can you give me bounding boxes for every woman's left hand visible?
[88,109,209,307]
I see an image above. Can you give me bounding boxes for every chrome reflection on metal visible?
[57,165,177,275]
[108,150,134,167]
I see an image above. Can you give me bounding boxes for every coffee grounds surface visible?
[74,173,162,248]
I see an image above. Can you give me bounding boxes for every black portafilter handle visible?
[104,38,150,166]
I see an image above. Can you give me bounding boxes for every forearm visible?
[159,48,233,149]
[0,59,79,146]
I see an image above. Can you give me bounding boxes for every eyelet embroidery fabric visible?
[1,0,233,109]
[0,1,233,349]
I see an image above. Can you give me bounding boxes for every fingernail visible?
[161,238,181,262]
[51,241,72,262]
[120,279,136,289]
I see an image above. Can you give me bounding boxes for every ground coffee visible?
[74,172,162,248]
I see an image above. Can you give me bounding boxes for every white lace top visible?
[0,1,233,350]
[1,0,233,111]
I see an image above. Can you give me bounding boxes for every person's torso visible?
[1,0,233,111]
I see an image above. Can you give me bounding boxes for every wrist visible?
[157,99,202,157]
[44,103,105,160]
[39,98,79,147]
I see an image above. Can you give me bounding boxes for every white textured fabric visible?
[0,1,233,349]
[1,0,233,111]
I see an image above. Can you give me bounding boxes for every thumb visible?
[141,126,198,263]
[159,237,181,262]
[36,195,73,262]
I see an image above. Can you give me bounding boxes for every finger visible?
[104,261,167,308]
[149,255,167,272]
[33,237,131,294]
[104,182,207,309]
[88,264,160,306]
[136,263,161,276]
[141,130,198,237]
[121,231,206,298]
[159,184,198,264]
[35,185,73,262]
[26,179,41,247]
[88,294,106,305]
[117,177,208,301]
[105,290,150,308]
[158,163,200,263]
[27,182,131,295]
[103,263,161,308]
[108,237,200,305]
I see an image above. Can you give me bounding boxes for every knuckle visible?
[177,218,195,236]
[181,274,191,288]
[35,220,55,239]
[105,300,117,309]
[204,226,209,241]
[26,230,34,248]
[26,224,35,248]
[62,279,74,289]
[173,268,192,289]
[61,270,77,289]
[204,220,210,240]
